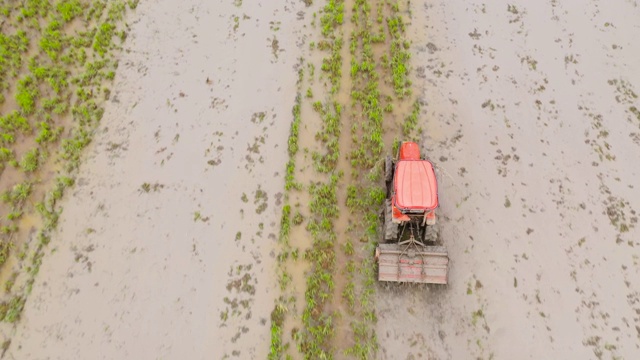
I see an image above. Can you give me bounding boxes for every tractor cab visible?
[391,142,438,224]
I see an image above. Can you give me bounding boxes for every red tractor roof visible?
[394,159,439,211]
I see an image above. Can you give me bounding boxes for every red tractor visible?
[376,142,449,284]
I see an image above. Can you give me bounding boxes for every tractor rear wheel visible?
[384,155,393,183]
[384,199,398,242]
[424,224,439,244]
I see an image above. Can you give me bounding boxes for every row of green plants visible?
[318,0,344,94]
[293,1,347,358]
[347,0,387,170]
[272,1,349,358]
[296,5,345,357]
[298,173,341,358]
[0,0,135,324]
[311,101,342,173]
[386,12,412,98]
[339,0,390,357]
[268,62,306,359]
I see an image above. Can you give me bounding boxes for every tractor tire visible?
[424,224,439,244]
[384,199,398,242]
[384,155,393,183]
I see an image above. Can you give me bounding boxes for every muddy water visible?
[5,0,309,358]
[376,0,640,359]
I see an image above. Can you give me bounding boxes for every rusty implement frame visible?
[376,241,449,284]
